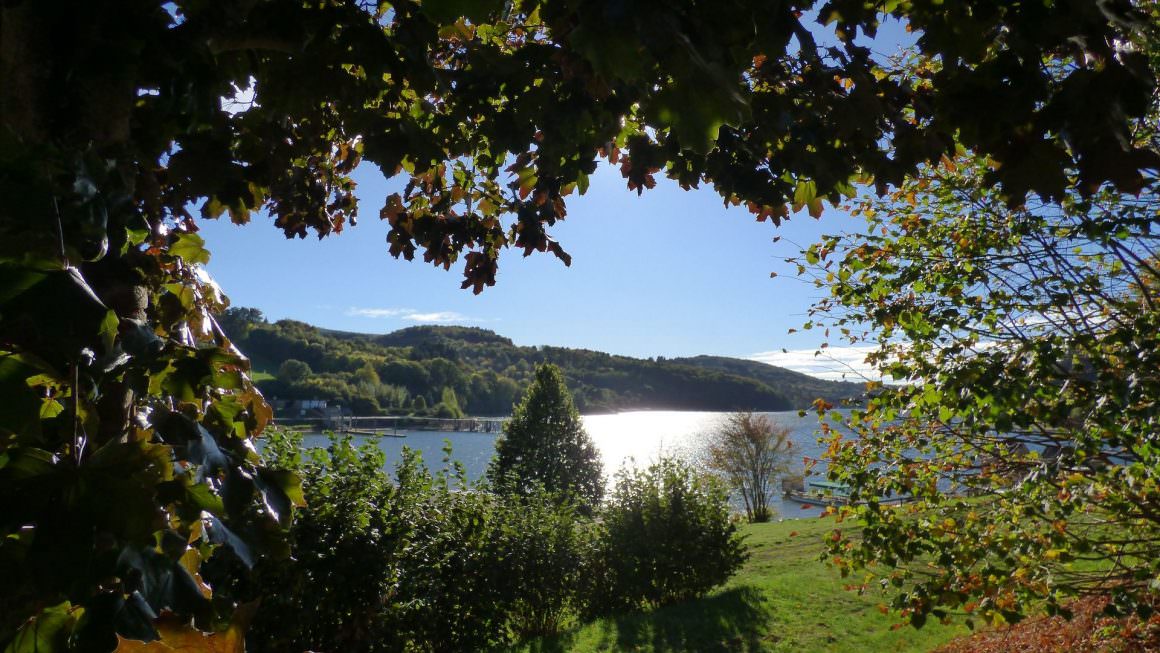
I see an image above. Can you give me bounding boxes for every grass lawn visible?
[250,370,276,382]
[515,517,969,653]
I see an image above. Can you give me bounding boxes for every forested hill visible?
[218,309,866,417]
[668,356,864,409]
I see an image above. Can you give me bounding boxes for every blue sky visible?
[198,19,914,381]
[198,163,877,379]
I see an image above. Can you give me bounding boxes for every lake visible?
[299,410,833,519]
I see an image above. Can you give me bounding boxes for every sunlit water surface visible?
[299,410,833,519]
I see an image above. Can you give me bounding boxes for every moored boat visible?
[785,479,913,507]
[786,480,853,506]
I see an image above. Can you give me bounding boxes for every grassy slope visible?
[516,517,968,653]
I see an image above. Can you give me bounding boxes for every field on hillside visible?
[516,517,969,653]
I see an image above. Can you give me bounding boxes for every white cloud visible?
[346,307,477,324]
[403,311,468,324]
[346,307,413,318]
[748,346,883,382]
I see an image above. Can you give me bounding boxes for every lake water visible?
[299,410,833,519]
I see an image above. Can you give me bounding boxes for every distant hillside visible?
[669,355,864,409]
[371,325,515,348]
[218,308,867,417]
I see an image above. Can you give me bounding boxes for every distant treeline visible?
[218,308,866,417]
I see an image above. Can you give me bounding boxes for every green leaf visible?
[0,267,112,367]
[99,309,120,352]
[0,446,56,479]
[651,78,749,154]
[117,543,210,617]
[793,179,818,210]
[0,267,49,305]
[255,468,304,526]
[202,514,254,568]
[168,233,210,266]
[39,398,65,420]
[3,602,82,653]
[0,353,51,437]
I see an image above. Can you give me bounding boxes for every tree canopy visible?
[1,0,1158,647]
[800,5,1160,630]
[810,109,1160,625]
[488,363,603,512]
[3,0,1156,289]
[703,411,795,523]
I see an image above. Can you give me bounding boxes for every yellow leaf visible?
[179,549,212,599]
[115,603,255,653]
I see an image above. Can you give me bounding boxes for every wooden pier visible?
[278,415,508,436]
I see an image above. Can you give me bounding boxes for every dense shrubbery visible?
[236,432,741,651]
[585,458,748,615]
[236,431,407,651]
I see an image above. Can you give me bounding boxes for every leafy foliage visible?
[234,431,595,651]
[3,0,1157,646]
[232,431,405,651]
[234,433,746,650]
[934,596,1160,653]
[804,140,1160,625]
[0,251,295,649]
[703,411,795,523]
[586,457,747,614]
[488,364,603,513]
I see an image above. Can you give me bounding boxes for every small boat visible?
[786,480,853,506]
[785,480,912,507]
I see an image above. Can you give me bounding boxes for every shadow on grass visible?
[523,585,774,653]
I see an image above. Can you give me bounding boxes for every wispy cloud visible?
[346,307,413,318]
[346,307,478,324]
[403,311,468,324]
[748,346,883,382]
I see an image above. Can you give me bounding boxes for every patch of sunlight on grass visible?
[513,517,968,653]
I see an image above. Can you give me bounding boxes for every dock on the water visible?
[276,415,507,436]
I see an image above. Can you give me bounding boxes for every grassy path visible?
[516,517,968,652]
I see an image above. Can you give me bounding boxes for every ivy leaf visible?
[99,309,120,352]
[157,473,225,520]
[168,233,210,266]
[0,267,113,367]
[113,602,256,653]
[0,446,56,480]
[254,468,304,526]
[0,353,51,437]
[201,514,254,568]
[116,544,210,617]
[3,602,83,653]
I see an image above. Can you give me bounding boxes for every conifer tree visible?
[488,364,603,512]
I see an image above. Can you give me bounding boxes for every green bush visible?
[586,457,747,615]
[495,491,595,639]
[239,430,411,652]
[231,435,744,651]
[238,431,592,651]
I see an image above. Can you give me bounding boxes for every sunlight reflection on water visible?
[299,410,833,519]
